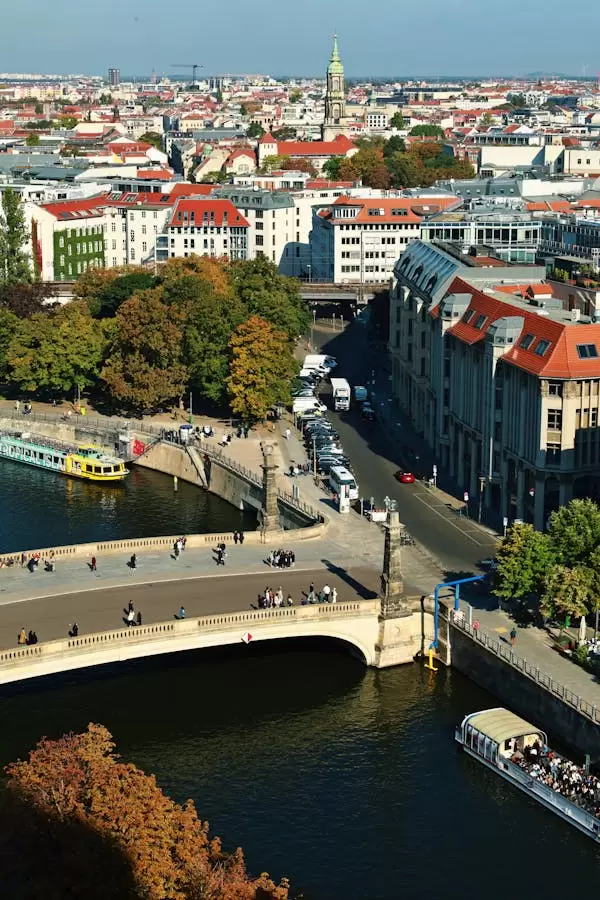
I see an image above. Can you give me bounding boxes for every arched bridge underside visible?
[0,601,382,686]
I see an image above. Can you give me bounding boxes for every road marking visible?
[410,493,491,546]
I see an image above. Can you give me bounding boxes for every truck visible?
[330,378,351,411]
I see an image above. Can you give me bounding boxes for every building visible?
[389,239,600,528]
[421,208,542,264]
[539,214,600,272]
[108,68,120,88]
[213,186,295,265]
[310,196,458,283]
[322,35,353,141]
[257,131,356,173]
[28,197,108,281]
[158,198,249,262]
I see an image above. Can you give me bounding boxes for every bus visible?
[328,465,359,501]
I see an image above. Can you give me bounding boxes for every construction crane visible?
[170,64,204,87]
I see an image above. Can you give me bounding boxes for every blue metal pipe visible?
[430,575,485,649]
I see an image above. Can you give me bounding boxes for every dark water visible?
[0,458,255,553]
[1,643,598,900]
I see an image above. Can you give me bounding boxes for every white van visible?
[328,465,359,501]
[293,398,327,414]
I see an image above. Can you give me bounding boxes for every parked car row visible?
[291,354,337,417]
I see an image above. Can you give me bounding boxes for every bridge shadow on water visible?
[320,559,378,600]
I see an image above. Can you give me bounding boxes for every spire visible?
[327,33,344,76]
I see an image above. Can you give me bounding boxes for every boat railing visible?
[450,610,600,727]
[502,757,600,833]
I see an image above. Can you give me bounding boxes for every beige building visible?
[390,240,600,529]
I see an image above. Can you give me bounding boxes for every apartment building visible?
[213,186,295,265]
[159,198,249,262]
[539,214,600,272]
[421,208,542,264]
[389,240,600,529]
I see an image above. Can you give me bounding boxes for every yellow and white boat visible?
[0,431,128,482]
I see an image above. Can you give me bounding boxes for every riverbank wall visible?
[444,607,600,761]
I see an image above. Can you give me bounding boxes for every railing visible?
[0,599,380,669]
[449,611,600,725]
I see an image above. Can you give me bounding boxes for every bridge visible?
[299,282,388,307]
[0,601,384,685]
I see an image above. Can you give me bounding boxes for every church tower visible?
[322,34,350,140]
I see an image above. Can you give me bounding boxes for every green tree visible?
[272,126,297,140]
[493,522,556,601]
[510,93,527,108]
[322,156,343,179]
[24,120,52,130]
[227,315,297,422]
[289,89,302,103]
[548,498,600,567]
[91,271,158,318]
[101,289,187,411]
[230,256,310,340]
[390,111,405,129]
[98,92,113,104]
[58,115,78,130]
[480,111,493,127]
[138,131,163,150]
[383,135,406,157]
[0,307,18,379]
[34,102,43,115]
[259,154,288,173]
[541,564,592,622]
[409,124,445,138]
[246,121,265,139]
[25,133,40,146]
[0,188,32,285]
[215,88,223,104]
[6,302,108,395]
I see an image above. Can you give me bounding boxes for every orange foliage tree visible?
[4,723,289,900]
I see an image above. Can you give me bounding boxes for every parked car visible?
[394,470,415,484]
[361,404,375,421]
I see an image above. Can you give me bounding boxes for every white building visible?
[159,197,249,262]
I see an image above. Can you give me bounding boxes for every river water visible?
[0,643,598,900]
[0,458,255,554]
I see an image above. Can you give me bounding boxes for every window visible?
[474,314,487,330]
[535,339,551,357]
[547,410,562,430]
[546,443,561,466]
[520,333,535,350]
[592,409,598,428]
[142,242,147,252]
[576,344,599,359]
[130,231,135,242]
[142,225,147,235]
[548,381,563,396]
[463,310,475,324]
[256,235,263,246]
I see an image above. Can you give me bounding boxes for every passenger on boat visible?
[515,742,600,817]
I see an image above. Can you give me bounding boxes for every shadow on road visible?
[320,559,378,600]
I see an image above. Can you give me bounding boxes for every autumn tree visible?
[228,316,297,422]
[6,301,108,396]
[259,154,288,173]
[4,723,289,900]
[101,289,187,411]
[230,256,310,340]
[0,281,57,317]
[280,157,317,176]
[0,188,31,285]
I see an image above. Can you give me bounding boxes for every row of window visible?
[336,223,419,231]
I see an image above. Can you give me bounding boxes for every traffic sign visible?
[241,632,253,644]
[502,516,509,527]
[432,465,438,476]
[463,491,469,503]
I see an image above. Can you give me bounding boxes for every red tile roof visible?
[267,134,355,157]
[168,183,215,199]
[167,198,248,228]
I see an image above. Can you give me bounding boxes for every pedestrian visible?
[27,630,35,645]
[179,605,185,619]
[70,622,79,637]
[331,587,337,604]
[14,399,20,413]
[30,631,38,645]
[285,427,291,440]
[309,581,315,597]
[181,536,187,551]
[233,530,239,545]
[239,531,245,545]
[130,553,137,569]
[127,609,135,626]
[174,540,180,560]
[18,627,27,646]
[287,594,294,606]
[323,584,331,602]
[128,599,134,613]
[91,555,97,572]
[136,611,142,626]
[510,627,517,647]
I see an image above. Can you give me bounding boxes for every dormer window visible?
[463,310,475,324]
[535,339,551,357]
[520,333,535,350]
[576,343,599,359]
[474,314,488,330]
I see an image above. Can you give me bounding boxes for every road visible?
[2,566,380,650]
[311,321,499,577]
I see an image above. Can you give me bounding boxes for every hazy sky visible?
[4,0,599,77]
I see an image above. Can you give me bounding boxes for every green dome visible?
[327,34,344,76]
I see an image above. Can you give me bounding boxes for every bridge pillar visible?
[261,443,279,533]
[373,511,414,667]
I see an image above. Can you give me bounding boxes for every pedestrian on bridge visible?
[90,555,97,572]
[510,627,517,648]
[17,627,27,646]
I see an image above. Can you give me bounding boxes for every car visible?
[317,457,350,473]
[305,426,339,440]
[303,423,336,436]
[394,470,415,484]
[361,404,375,421]
[292,390,316,399]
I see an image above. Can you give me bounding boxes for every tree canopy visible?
[0,188,31,285]
[409,124,445,138]
[246,121,265,139]
[3,723,289,899]
[138,131,163,150]
[228,316,297,421]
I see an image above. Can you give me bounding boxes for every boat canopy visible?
[462,708,546,745]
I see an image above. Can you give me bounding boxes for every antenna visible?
[170,64,204,87]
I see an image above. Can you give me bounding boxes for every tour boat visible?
[0,431,128,482]
[455,707,600,841]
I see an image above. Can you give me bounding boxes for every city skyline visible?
[3,0,599,78]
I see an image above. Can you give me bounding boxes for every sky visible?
[3,0,600,78]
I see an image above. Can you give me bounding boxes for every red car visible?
[395,470,415,484]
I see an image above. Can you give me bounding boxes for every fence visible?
[449,610,600,725]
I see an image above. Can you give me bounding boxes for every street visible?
[310,320,499,576]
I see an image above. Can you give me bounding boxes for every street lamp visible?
[306,264,312,283]
[478,475,486,525]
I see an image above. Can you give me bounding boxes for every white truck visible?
[330,377,351,411]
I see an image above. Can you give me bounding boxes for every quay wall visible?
[447,612,600,761]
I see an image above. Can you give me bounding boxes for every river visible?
[0,458,256,554]
[0,643,598,899]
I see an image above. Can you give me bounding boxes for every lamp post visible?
[306,264,312,283]
[478,475,486,525]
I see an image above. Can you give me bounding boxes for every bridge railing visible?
[449,610,600,726]
[0,599,380,671]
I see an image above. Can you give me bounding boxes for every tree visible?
[390,111,405,129]
[101,289,187,411]
[280,157,316,176]
[138,131,163,151]
[338,147,391,188]
[4,723,289,899]
[215,88,223,104]
[259,154,288,173]
[6,302,108,395]
[272,126,297,140]
[383,135,406,157]
[24,120,52,130]
[58,115,78,130]
[548,498,600,567]
[0,281,57,317]
[480,111,493,127]
[92,271,158,318]
[0,188,32,285]
[493,522,556,601]
[25,133,40,146]
[409,124,445,138]
[541,565,592,622]
[385,151,422,188]
[322,156,343,179]
[229,256,310,340]
[0,307,18,379]
[246,121,265,139]
[289,89,302,103]
[227,316,297,422]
